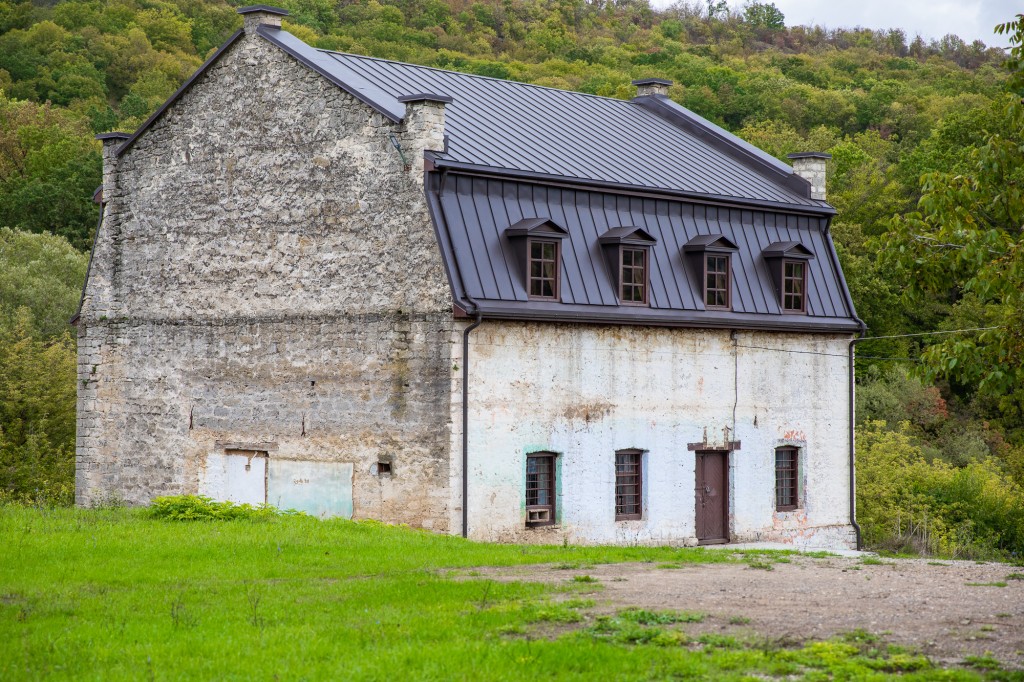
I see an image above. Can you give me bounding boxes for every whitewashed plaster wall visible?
[457,321,855,549]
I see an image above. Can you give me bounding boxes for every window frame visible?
[703,253,732,310]
[781,259,806,314]
[618,246,650,306]
[614,449,643,521]
[526,237,561,301]
[525,452,556,527]
[774,447,799,512]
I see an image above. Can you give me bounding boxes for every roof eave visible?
[429,159,837,216]
[464,301,862,334]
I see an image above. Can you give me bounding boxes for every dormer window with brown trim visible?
[504,217,568,301]
[704,253,730,309]
[619,247,648,304]
[782,260,806,313]
[682,234,739,311]
[599,226,657,307]
[763,241,814,314]
[528,239,559,299]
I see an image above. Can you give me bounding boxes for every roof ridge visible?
[316,49,638,105]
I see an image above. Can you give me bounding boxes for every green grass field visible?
[1,505,1019,681]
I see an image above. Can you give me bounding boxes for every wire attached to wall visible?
[733,326,1003,360]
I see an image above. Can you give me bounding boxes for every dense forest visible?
[1,0,1022,557]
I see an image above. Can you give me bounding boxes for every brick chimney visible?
[632,78,673,97]
[398,93,452,179]
[787,152,831,201]
[237,5,289,35]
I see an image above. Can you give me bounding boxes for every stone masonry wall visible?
[76,26,455,528]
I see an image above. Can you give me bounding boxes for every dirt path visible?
[482,554,1024,667]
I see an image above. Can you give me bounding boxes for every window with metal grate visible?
[615,449,643,520]
[526,453,556,526]
[775,447,799,511]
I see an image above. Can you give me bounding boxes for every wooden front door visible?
[695,451,729,544]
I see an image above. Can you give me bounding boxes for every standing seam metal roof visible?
[431,174,859,332]
[256,27,830,212]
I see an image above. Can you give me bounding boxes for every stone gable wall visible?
[76,29,455,529]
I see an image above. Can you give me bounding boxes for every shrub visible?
[148,495,295,521]
[857,420,1024,558]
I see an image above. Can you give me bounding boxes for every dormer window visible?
[683,235,739,311]
[599,226,657,307]
[528,239,559,299]
[504,218,568,301]
[704,254,730,309]
[763,241,814,314]
[620,247,647,304]
[783,260,806,312]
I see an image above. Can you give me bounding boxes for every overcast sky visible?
[654,0,1019,47]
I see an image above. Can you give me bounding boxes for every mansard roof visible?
[431,174,860,333]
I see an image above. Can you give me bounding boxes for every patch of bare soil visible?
[481,555,1024,667]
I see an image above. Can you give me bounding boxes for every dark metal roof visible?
[683,234,738,252]
[764,241,815,259]
[397,93,453,104]
[237,5,289,15]
[598,226,657,245]
[505,218,568,238]
[255,27,831,213]
[430,173,860,333]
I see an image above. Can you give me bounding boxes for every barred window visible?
[705,254,730,309]
[526,453,556,526]
[614,450,643,520]
[528,239,559,299]
[619,247,648,304]
[782,260,806,312]
[775,447,799,511]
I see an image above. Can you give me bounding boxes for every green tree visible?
[883,22,1024,431]
[743,2,784,30]
[0,227,88,338]
[0,307,77,506]
[0,95,101,250]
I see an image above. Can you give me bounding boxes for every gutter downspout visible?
[848,324,868,551]
[461,305,482,538]
[823,213,866,552]
[437,168,484,539]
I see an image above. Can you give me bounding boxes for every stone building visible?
[76,5,864,548]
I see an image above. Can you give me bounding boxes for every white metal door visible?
[200,451,267,505]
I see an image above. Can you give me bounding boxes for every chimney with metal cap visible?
[237,5,289,35]
[632,78,673,97]
[787,152,831,201]
[398,93,452,180]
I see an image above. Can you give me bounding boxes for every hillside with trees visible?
[1,0,1022,558]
